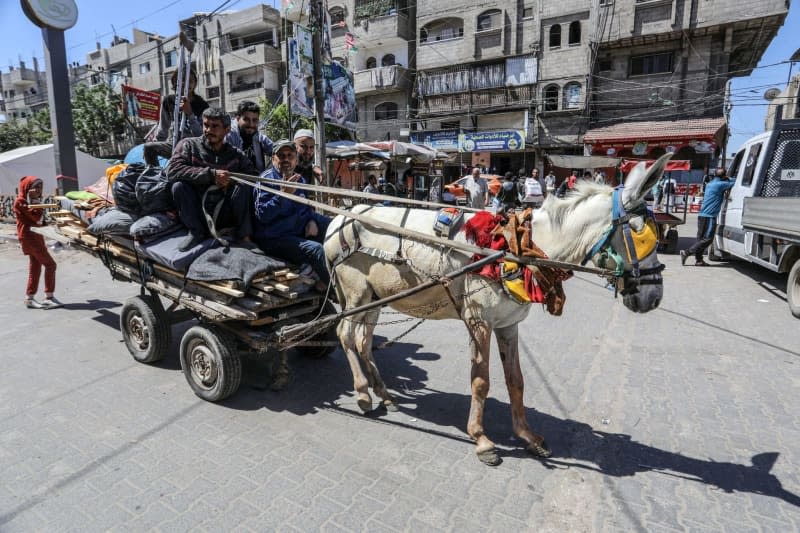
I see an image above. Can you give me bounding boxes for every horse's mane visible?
[538,181,614,263]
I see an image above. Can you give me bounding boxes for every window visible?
[630,52,673,75]
[366,57,377,69]
[599,0,613,5]
[549,25,561,49]
[165,50,177,68]
[477,9,501,31]
[568,21,581,45]
[381,54,396,67]
[139,62,151,74]
[207,86,220,99]
[563,82,581,109]
[543,84,559,111]
[420,18,464,43]
[741,143,762,187]
[375,102,398,121]
[523,7,534,18]
[329,6,345,26]
[598,58,613,71]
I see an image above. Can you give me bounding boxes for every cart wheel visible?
[296,302,340,359]
[788,260,800,319]
[664,229,679,254]
[120,295,170,363]
[179,325,242,402]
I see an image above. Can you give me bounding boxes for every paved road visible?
[0,216,798,531]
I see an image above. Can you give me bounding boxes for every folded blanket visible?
[186,245,287,291]
[134,228,214,271]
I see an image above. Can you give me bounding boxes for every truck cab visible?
[713,116,800,318]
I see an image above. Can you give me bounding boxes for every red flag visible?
[344,32,355,48]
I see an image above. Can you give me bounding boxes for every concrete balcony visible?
[221,43,281,73]
[353,12,411,43]
[106,43,132,65]
[354,65,411,95]
[4,68,38,88]
[219,4,280,37]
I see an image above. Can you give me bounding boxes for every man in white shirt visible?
[464,168,489,208]
[544,171,556,196]
[521,168,545,209]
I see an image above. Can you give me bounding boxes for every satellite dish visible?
[764,88,781,101]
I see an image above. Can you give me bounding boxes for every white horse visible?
[324,155,669,465]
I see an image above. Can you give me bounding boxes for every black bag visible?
[136,167,174,215]
[112,163,145,215]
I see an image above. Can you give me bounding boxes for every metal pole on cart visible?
[172,31,195,150]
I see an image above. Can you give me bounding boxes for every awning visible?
[619,159,692,173]
[548,155,620,169]
[583,117,726,144]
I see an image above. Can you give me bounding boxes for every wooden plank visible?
[272,268,291,277]
[248,302,320,327]
[28,203,59,209]
[145,279,256,321]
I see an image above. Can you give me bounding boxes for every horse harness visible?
[582,185,664,296]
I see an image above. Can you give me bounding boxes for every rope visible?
[229,173,614,276]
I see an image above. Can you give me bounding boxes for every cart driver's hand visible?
[305,219,318,238]
[214,169,231,188]
[179,95,192,115]
[281,173,301,194]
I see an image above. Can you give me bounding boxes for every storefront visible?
[583,117,727,184]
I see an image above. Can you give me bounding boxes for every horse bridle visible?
[582,185,665,296]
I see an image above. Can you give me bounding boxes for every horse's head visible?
[593,154,670,312]
[533,153,670,313]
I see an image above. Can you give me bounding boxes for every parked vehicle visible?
[443,174,503,203]
[712,112,800,318]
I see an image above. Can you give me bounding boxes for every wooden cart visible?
[51,210,338,402]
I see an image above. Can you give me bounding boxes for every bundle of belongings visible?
[462,209,572,316]
[58,164,297,294]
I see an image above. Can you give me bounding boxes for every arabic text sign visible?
[122,85,161,121]
[459,130,525,152]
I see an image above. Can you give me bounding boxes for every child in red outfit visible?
[13,176,62,309]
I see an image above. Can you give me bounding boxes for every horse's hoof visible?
[357,396,373,413]
[382,400,399,412]
[477,449,502,466]
[270,372,291,391]
[527,439,552,458]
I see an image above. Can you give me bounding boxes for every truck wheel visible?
[120,295,170,363]
[665,229,679,254]
[180,325,242,401]
[788,261,800,319]
[296,302,340,359]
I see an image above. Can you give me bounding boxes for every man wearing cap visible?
[225,100,273,172]
[293,129,324,185]
[166,107,257,251]
[253,139,331,290]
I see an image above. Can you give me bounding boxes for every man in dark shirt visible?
[225,100,273,172]
[144,69,209,167]
[166,107,257,251]
[293,129,324,185]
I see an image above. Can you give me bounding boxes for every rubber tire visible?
[120,295,170,363]
[788,260,800,319]
[179,325,242,402]
[664,229,679,254]
[296,302,340,359]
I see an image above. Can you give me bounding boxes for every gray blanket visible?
[186,244,287,290]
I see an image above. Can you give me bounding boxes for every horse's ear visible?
[622,153,673,207]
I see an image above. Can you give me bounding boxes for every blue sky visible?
[1,0,797,153]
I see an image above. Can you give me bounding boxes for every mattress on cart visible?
[134,228,215,271]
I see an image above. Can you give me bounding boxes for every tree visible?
[257,98,352,143]
[0,113,51,152]
[71,84,125,155]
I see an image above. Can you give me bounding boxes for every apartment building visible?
[0,59,48,122]
[326,0,416,141]
[584,0,789,179]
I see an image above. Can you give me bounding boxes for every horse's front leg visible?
[494,323,551,458]
[466,319,499,466]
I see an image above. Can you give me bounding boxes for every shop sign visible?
[589,138,717,157]
[459,130,525,152]
[410,130,459,151]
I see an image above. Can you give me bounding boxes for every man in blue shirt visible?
[681,168,734,266]
[253,140,331,289]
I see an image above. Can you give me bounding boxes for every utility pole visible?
[22,0,79,194]
[310,0,328,185]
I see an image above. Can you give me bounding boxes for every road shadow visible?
[334,380,800,508]
[221,336,438,416]
[62,298,121,312]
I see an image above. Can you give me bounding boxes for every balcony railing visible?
[353,65,411,95]
[419,85,535,115]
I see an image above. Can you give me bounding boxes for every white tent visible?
[0,144,111,196]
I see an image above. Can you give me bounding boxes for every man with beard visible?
[225,100,273,172]
[166,107,257,251]
[293,129,324,185]
[253,140,331,291]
